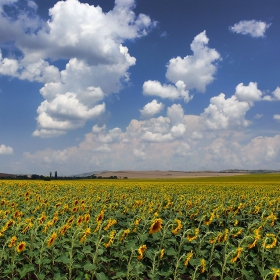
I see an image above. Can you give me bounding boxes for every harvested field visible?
[96,170,245,179]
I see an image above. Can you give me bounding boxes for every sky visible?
[1,0,280,175]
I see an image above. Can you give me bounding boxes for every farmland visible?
[0,174,280,279]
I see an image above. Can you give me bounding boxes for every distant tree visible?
[55,171,57,179]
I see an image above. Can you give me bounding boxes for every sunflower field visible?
[0,177,280,279]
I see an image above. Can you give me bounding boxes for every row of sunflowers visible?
[0,180,280,279]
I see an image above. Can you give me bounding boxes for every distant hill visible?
[73,169,280,179]
[72,171,105,177]
[0,173,17,178]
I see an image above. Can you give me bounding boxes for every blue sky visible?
[1,0,280,175]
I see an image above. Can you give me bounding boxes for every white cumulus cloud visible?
[143,80,192,103]
[201,82,268,130]
[272,87,280,100]
[273,115,280,121]
[140,99,164,119]
[166,31,221,93]
[235,82,263,105]
[0,144,13,155]
[201,93,250,130]
[142,31,220,103]
[229,20,271,38]
[133,149,147,161]
[0,0,156,137]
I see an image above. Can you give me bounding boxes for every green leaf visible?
[147,272,160,280]
[85,274,91,280]
[82,245,92,254]
[260,269,271,277]
[158,269,173,277]
[42,258,51,264]
[212,267,221,277]
[111,271,127,279]
[199,249,209,257]
[54,273,64,280]
[138,233,149,243]
[83,263,97,271]
[241,268,253,278]
[166,247,177,256]
[73,263,83,269]
[126,239,137,250]
[36,273,46,280]
[167,237,177,243]
[97,248,105,255]
[151,232,161,240]
[189,258,199,266]
[95,272,109,280]
[56,254,72,264]
[17,265,33,278]
[146,250,155,260]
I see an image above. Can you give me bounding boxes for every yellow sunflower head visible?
[16,241,26,253]
[149,218,163,234]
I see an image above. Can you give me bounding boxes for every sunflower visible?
[104,230,115,248]
[272,268,280,280]
[137,245,147,260]
[133,218,142,232]
[266,212,277,227]
[232,228,243,238]
[8,236,17,248]
[222,229,229,243]
[248,227,261,249]
[16,241,26,253]
[96,210,105,223]
[104,219,117,231]
[84,213,90,223]
[67,216,75,224]
[120,229,130,241]
[149,218,163,234]
[43,221,54,233]
[38,212,47,224]
[186,228,199,242]
[13,210,22,219]
[47,232,58,247]
[159,249,164,259]
[231,247,243,263]
[203,212,215,226]
[201,259,206,273]
[184,250,193,266]
[76,216,84,226]
[80,228,91,243]
[172,219,183,235]
[6,219,14,228]
[263,233,277,249]
[22,222,33,234]
[59,224,69,236]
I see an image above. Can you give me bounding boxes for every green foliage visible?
[0,179,280,279]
